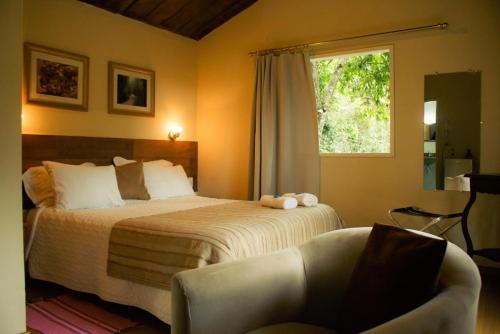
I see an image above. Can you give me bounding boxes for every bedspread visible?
[107,201,342,289]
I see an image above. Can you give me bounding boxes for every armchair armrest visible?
[171,248,307,334]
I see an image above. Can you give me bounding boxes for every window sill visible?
[320,152,394,158]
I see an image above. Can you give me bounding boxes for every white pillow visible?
[113,156,173,167]
[144,165,194,199]
[22,162,95,208]
[22,166,55,207]
[43,161,124,210]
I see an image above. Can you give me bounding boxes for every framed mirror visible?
[423,71,481,191]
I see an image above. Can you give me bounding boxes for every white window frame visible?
[311,44,395,158]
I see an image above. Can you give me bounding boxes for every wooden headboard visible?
[22,134,198,189]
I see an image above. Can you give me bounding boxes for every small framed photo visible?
[24,43,89,111]
[108,62,155,117]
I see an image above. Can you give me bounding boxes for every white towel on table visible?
[260,195,298,209]
[282,193,318,207]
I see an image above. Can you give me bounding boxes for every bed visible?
[23,134,343,324]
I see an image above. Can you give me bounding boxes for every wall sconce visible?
[168,125,183,141]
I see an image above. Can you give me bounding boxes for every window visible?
[311,46,393,155]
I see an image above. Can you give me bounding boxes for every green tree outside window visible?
[312,50,391,153]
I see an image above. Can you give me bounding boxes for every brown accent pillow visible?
[337,223,447,334]
[114,161,150,200]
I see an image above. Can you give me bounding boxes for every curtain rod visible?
[249,22,448,56]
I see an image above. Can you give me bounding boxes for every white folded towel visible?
[260,195,298,209]
[282,193,318,207]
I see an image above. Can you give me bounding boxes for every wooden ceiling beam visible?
[190,0,256,40]
[77,0,258,40]
[123,0,164,18]
[102,0,137,13]
[173,0,234,38]
[145,0,190,26]
[161,0,215,34]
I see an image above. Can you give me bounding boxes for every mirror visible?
[423,71,481,191]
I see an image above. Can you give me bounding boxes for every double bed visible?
[23,135,343,324]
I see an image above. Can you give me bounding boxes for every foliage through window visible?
[311,48,392,154]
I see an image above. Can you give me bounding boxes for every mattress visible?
[27,196,342,324]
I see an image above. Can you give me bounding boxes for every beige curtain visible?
[252,51,319,199]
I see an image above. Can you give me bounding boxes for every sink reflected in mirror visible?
[423,71,481,191]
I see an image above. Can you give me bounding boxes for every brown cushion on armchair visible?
[337,223,447,334]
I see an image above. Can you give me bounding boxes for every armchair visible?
[171,227,481,334]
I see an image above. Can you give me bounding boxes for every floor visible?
[27,266,500,334]
[476,266,500,334]
[26,279,170,334]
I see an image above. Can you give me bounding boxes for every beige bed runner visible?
[107,200,342,289]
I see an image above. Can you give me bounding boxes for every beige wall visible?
[0,0,26,333]
[197,0,500,253]
[23,0,198,141]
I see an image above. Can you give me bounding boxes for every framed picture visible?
[24,43,89,111]
[108,62,155,117]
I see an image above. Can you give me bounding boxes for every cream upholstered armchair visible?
[171,228,481,334]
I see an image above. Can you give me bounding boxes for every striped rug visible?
[27,295,137,334]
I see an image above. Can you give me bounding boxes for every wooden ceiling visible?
[79,0,257,40]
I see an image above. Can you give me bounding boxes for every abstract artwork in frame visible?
[108,62,155,117]
[24,43,89,111]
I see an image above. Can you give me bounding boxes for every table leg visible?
[461,190,476,257]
